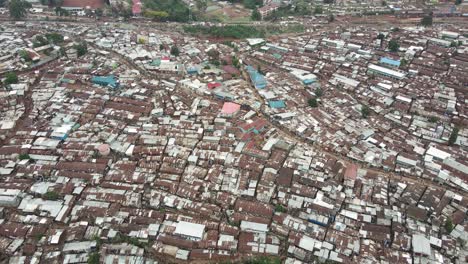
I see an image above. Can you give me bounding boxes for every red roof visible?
[132,0,142,14]
[208,82,222,89]
[223,65,240,75]
[221,102,240,115]
[344,164,358,180]
[62,0,105,9]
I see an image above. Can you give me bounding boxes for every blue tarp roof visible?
[269,100,286,109]
[380,57,401,67]
[303,79,315,85]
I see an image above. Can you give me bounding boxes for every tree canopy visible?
[251,8,261,21]
[9,0,31,20]
[143,0,190,22]
[388,39,399,52]
[308,98,318,108]
[421,15,433,27]
[144,10,169,21]
[4,72,19,85]
[448,127,459,146]
[170,46,180,56]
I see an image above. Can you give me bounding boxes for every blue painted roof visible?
[246,65,267,89]
[269,100,286,109]
[92,75,118,88]
[303,79,315,85]
[380,57,401,67]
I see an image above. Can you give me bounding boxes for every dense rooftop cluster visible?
[0,20,467,264]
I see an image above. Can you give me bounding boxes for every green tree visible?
[45,32,64,44]
[421,15,433,27]
[314,6,323,14]
[377,33,385,40]
[33,35,48,47]
[144,10,169,21]
[244,256,281,264]
[308,98,318,108]
[5,72,19,85]
[328,14,335,22]
[74,42,88,57]
[275,204,286,213]
[448,127,459,146]
[315,87,323,97]
[143,0,190,22]
[196,0,207,12]
[323,0,334,4]
[95,8,103,17]
[87,252,100,264]
[251,8,261,20]
[428,116,438,123]
[361,105,370,118]
[388,39,399,52]
[19,50,31,61]
[0,0,7,7]
[9,0,31,20]
[159,44,165,51]
[18,153,30,160]
[444,218,454,233]
[44,191,59,200]
[170,45,180,56]
[400,58,408,68]
[207,48,220,64]
[243,0,263,9]
[455,0,462,5]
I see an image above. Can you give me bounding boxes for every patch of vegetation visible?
[170,45,180,56]
[33,35,49,48]
[74,42,88,57]
[444,218,454,233]
[18,153,30,160]
[275,204,286,213]
[87,252,100,264]
[183,24,304,39]
[264,3,311,20]
[448,127,459,146]
[143,10,169,21]
[34,233,44,241]
[400,58,408,68]
[143,0,190,22]
[361,105,370,118]
[308,98,318,108]
[251,8,261,21]
[428,116,438,123]
[18,50,31,61]
[45,33,64,44]
[43,191,59,200]
[9,0,32,20]
[4,72,19,85]
[242,0,263,9]
[420,15,433,27]
[244,256,281,264]
[388,39,399,52]
[315,88,323,97]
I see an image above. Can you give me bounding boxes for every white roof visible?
[174,221,205,239]
[426,146,451,160]
[240,221,268,233]
[368,64,406,79]
[412,234,431,255]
